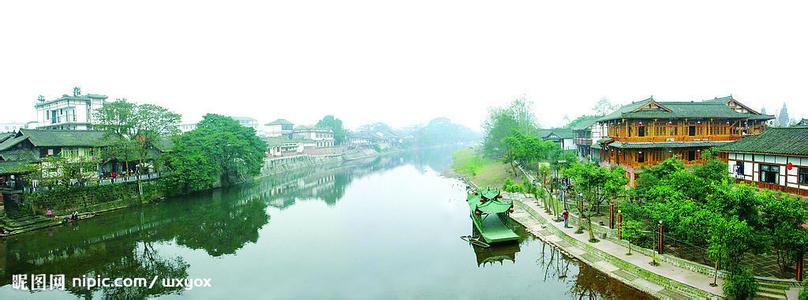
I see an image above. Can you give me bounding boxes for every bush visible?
[724,266,757,299]
[799,278,807,300]
[503,178,524,193]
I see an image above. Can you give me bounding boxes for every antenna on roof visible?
[37,95,45,102]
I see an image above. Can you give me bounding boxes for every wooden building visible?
[595,96,773,185]
[718,127,808,196]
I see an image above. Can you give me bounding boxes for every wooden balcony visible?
[612,135,742,143]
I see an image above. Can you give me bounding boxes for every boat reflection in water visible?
[470,239,522,268]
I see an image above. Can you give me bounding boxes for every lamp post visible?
[657,220,664,255]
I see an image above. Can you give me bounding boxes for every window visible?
[688,126,696,136]
[687,150,696,161]
[799,168,808,185]
[638,126,646,137]
[760,164,779,184]
[735,163,745,176]
[637,151,645,163]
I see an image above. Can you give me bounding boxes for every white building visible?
[231,116,258,129]
[293,126,335,148]
[35,87,107,130]
[260,119,294,138]
[719,127,808,196]
[178,123,197,132]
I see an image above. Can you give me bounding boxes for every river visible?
[0,147,650,299]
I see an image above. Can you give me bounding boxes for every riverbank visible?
[1,180,165,237]
[450,148,801,299]
[449,147,522,188]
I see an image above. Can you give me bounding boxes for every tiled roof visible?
[0,161,33,175]
[598,96,774,122]
[0,129,111,151]
[0,132,14,143]
[20,129,109,147]
[0,149,39,162]
[266,119,293,126]
[717,127,808,156]
[569,115,602,130]
[539,128,575,139]
[608,141,732,149]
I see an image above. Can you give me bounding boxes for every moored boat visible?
[466,187,519,244]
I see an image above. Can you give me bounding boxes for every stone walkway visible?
[510,197,725,299]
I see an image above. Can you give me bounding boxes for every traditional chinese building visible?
[718,127,808,196]
[537,128,576,151]
[596,96,773,185]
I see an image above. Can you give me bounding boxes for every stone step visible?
[756,286,786,296]
[753,290,787,300]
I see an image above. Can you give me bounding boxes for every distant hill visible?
[407,117,480,146]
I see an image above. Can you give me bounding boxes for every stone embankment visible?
[501,164,800,300]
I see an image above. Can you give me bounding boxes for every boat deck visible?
[477,214,520,243]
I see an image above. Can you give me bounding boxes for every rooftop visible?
[598,96,773,122]
[538,128,575,139]
[0,129,111,151]
[266,119,294,126]
[717,127,808,156]
[34,89,108,108]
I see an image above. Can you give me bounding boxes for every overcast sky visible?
[1,1,806,130]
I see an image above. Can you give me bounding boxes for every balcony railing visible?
[611,135,742,143]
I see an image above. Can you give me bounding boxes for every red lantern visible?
[497,194,503,199]
[475,210,482,216]
[508,208,514,213]
[787,162,793,170]
[479,199,485,203]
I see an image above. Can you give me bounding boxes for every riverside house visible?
[595,96,774,185]
[570,116,604,160]
[0,129,108,189]
[718,127,808,196]
[538,128,576,151]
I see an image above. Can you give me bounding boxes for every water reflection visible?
[0,146,650,299]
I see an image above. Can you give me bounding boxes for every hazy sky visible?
[1,1,806,130]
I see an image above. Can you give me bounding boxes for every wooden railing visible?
[612,135,742,143]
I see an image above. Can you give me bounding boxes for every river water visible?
[0,147,650,299]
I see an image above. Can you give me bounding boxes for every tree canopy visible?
[316,115,346,145]
[163,114,267,194]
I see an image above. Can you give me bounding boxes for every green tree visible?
[316,115,347,145]
[164,114,267,194]
[566,162,627,241]
[95,99,181,200]
[724,266,758,300]
[759,192,808,274]
[482,97,538,158]
[622,220,643,255]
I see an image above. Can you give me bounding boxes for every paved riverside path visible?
[509,196,725,299]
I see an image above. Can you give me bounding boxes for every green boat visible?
[466,187,520,244]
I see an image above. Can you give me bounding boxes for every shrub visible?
[503,178,524,193]
[724,266,757,300]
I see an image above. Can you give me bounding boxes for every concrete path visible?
[511,197,725,299]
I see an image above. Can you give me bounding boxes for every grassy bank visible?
[450,147,521,188]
